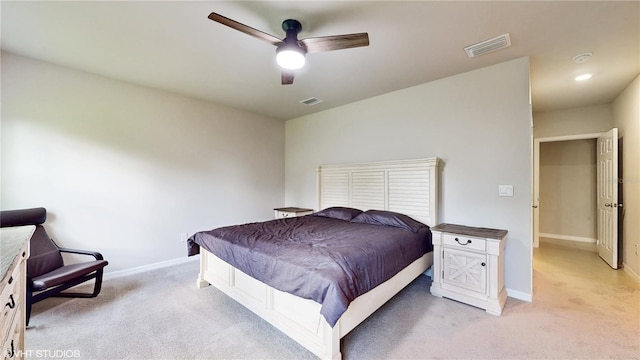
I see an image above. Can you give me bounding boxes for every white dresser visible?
[430,223,507,315]
[273,207,313,219]
[1,226,33,360]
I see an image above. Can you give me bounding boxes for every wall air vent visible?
[300,97,324,106]
[464,33,511,58]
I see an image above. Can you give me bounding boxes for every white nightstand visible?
[273,207,313,219]
[430,223,508,315]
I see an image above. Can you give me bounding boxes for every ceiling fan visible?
[208,12,370,85]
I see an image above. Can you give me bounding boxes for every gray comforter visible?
[188,211,432,326]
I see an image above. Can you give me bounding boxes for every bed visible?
[188,157,439,359]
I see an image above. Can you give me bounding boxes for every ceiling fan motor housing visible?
[282,19,302,35]
[280,19,306,52]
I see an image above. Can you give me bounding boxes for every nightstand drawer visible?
[443,233,486,252]
[274,207,313,219]
[276,211,297,219]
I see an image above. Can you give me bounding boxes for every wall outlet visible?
[179,232,189,243]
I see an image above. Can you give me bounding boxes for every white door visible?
[597,128,619,269]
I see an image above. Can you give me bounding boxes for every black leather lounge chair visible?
[0,207,108,325]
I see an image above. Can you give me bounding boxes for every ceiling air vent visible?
[464,33,511,58]
[300,97,324,106]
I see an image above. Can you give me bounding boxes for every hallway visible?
[533,241,639,348]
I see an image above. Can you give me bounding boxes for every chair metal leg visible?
[52,270,104,298]
[26,286,33,327]
[28,269,106,325]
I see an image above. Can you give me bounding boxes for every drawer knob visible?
[454,237,472,245]
[481,262,486,267]
[5,294,16,309]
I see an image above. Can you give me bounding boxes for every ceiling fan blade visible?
[281,71,295,85]
[208,12,282,46]
[301,33,369,53]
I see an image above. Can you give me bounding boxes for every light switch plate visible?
[499,185,514,197]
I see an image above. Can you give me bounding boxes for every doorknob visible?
[605,203,612,207]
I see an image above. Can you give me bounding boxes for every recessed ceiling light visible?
[572,53,592,64]
[575,73,593,81]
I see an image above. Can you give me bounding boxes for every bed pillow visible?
[350,210,427,233]
[311,207,363,221]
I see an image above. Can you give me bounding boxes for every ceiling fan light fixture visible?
[276,45,306,70]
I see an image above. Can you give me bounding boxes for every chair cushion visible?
[0,207,47,227]
[31,260,108,291]
[27,226,64,277]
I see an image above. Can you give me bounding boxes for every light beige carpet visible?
[25,244,639,359]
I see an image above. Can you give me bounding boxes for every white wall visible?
[285,57,533,297]
[613,75,640,281]
[1,51,284,272]
[539,140,597,243]
[533,104,612,138]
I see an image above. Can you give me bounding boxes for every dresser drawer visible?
[1,269,21,342]
[1,317,20,360]
[442,233,486,252]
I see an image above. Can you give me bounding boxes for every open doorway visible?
[538,138,598,251]
[533,130,620,268]
[533,133,602,247]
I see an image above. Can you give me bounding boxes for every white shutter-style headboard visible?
[317,158,439,226]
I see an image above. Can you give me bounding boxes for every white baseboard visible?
[539,237,597,252]
[539,233,596,243]
[506,288,532,302]
[104,256,198,281]
[622,262,640,284]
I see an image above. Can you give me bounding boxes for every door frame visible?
[533,132,603,248]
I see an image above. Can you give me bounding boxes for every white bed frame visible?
[196,157,439,359]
